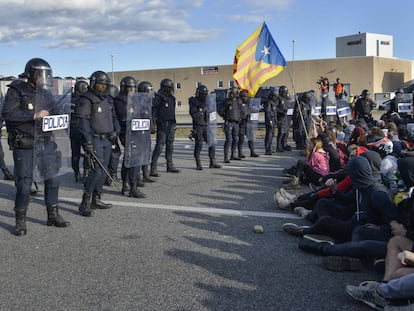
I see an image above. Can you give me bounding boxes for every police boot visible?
[195,158,203,170]
[166,162,180,173]
[104,176,112,186]
[224,151,230,163]
[230,151,241,161]
[142,168,156,183]
[121,181,130,196]
[238,149,246,159]
[91,192,112,209]
[2,168,14,181]
[129,183,146,198]
[79,193,93,217]
[46,204,70,227]
[150,163,160,177]
[209,159,222,169]
[265,147,272,155]
[14,209,27,236]
[249,142,259,157]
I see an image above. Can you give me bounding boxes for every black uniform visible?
[0,97,13,180]
[189,95,221,169]
[219,97,241,162]
[150,88,179,175]
[76,88,120,214]
[264,98,277,155]
[3,78,69,234]
[238,97,249,158]
[354,97,375,123]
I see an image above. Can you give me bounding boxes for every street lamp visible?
[292,40,296,89]
[111,54,115,83]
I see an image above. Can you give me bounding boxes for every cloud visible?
[0,0,220,48]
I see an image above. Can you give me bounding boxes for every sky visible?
[0,0,413,79]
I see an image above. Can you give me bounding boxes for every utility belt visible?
[227,120,239,123]
[93,133,110,139]
[8,132,34,150]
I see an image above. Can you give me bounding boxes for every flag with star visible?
[233,22,287,97]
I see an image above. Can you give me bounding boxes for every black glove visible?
[107,131,118,144]
[83,141,93,154]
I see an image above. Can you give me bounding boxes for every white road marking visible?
[61,197,301,219]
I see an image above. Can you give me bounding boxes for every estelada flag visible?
[233,22,287,97]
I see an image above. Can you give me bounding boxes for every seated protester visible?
[387,122,403,158]
[283,137,330,189]
[318,127,345,173]
[343,122,355,143]
[296,156,397,269]
[349,121,368,146]
[282,151,382,244]
[367,126,386,144]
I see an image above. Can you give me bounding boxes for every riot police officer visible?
[75,71,120,217]
[137,81,156,183]
[354,89,375,123]
[114,76,146,198]
[70,79,89,183]
[105,84,121,186]
[237,91,249,158]
[189,85,221,170]
[275,86,292,152]
[2,58,70,235]
[0,98,14,180]
[264,89,278,155]
[150,78,179,176]
[219,87,241,163]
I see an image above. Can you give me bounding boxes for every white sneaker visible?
[278,196,291,210]
[280,187,297,202]
[273,191,282,203]
[293,206,311,218]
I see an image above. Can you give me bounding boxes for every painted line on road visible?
[61,197,301,219]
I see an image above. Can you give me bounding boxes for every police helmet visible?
[137,81,154,93]
[89,71,111,90]
[395,88,404,95]
[160,78,174,93]
[119,76,137,94]
[361,89,370,97]
[229,86,239,98]
[196,85,209,96]
[239,91,248,98]
[268,89,278,100]
[74,80,88,94]
[20,58,53,87]
[279,86,288,95]
[108,84,119,98]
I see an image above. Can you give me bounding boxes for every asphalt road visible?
[0,137,378,311]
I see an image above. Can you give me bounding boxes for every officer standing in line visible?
[105,84,121,186]
[75,71,120,217]
[219,87,241,163]
[237,91,249,159]
[150,78,180,176]
[264,89,278,155]
[70,79,89,183]
[114,76,146,198]
[2,58,70,235]
[354,89,375,123]
[189,84,222,170]
[137,81,156,183]
[0,97,14,180]
[275,86,292,152]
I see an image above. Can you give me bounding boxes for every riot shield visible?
[207,93,217,147]
[124,92,152,168]
[324,97,337,123]
[247,98,261,142]
[336,99,352,126]
[33,79,72,182]
[396,93,413,114]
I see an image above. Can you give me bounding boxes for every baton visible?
[90,151,121,191]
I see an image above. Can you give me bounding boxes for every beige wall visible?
[113,56,413,117]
